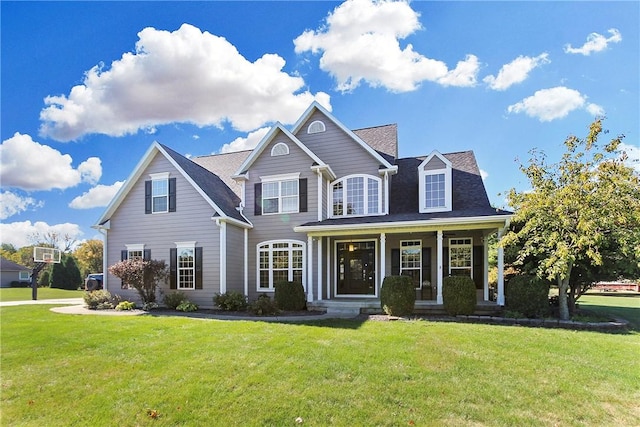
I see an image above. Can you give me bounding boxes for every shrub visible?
[10,281,30,288]
[115,301,136,311]
[274,281,306,311]
[380,276,415,316]
[163,291,187,309]
[505,274,551,318]
[176,300,198,312]
[442,276,476,316]
[213,291,248,311]
[108,259,168,305]
[248,294,279,316]
[84,290,121,310]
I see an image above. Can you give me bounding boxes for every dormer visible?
[418,151,452,213]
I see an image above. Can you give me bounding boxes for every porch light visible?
[349,243,354,252]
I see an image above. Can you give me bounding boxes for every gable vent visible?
[271,142,289,156]
[307,120,326,134]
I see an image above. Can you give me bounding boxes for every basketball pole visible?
[30,261,48,300]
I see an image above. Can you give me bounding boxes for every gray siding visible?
[105,153,221,307]
[423,156,447,171]
[225,225,245,294]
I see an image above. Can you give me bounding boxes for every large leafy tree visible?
[73,239,104,277]
[502,119,640,320]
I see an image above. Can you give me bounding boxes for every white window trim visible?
[307,120,326,134]
[271,142,289,157]
[449,237,473,277]
[400,240,422,289]
[176,241,196,290]
[19,271,30,281]
[256,240,306,292]
[125,244,144,260]
[329,174,382,218]
[260,173,300,215]
[418,152,452,213]
[149,172,170,214]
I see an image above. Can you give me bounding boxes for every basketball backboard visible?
[33,246,61,263]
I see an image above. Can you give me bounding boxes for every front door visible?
[337,241,376,296]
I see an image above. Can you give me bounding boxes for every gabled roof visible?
[291,102,396,170]
[192,150,251,198]
[95,142,250,228]
[1,257,30,271]
[233,123,331,177]
[353,124,398,159]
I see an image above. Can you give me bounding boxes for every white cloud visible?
[483,53,550,91]
[586,103,605,117]
[564,28,622,56]
[507,86,595,122]
[0,221,83,249]
[294,0,479,92]
[39,23,331,141]
[619,142,640,173]
[219,127,270,153]
[0,133,102,191]
[69,181,124,209]
[0,191,44,220]
[479,169,489,181]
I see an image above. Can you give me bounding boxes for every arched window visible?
[307,120,326,134]
[257,240,305,291]
[271,142,289,156]
[330,174,381,217]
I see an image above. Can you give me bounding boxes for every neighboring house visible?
[95,103,512,310]
[1,257,31,288]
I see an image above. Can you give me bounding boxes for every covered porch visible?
[295,216,510,310]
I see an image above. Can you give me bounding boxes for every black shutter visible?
[145,181,152,214]
[254,183,262,216]
[422,247,432,284]
[195,247,203,289]
[473,246,483,289]
[143,249,151,261]
[168,177,177,212]
[121,250,128,261]
[391,249,400,276]
[169,248,177,289]
[299,178,307,212]
[443,247,449,278]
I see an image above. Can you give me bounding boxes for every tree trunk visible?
[557,276,571,320]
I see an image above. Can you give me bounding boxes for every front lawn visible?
[579,293,640,330]
[1,305,638,426]
[0,288,84,302]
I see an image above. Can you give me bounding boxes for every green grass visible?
[0,288,84,302]
[579,293,640,330]
[2,302,639,426]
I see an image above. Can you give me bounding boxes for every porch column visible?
[497,228,505,305]
[317,237,323,301]
[244,228,249,297]
[436,230,443,304]
[380,233,386,287]
[326,238,331,299]
[483,234,489,301]
[307,235,314,303]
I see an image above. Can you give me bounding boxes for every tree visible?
[502,119,640,320]
[64,255,83,290]
[74,239,103,277]
[30,231,76,253]
[108,259,168,305]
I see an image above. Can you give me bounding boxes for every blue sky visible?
[1,1,638,249]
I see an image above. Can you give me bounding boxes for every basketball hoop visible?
[31,247,61,300]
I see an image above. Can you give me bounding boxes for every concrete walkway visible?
[0,298,84,307]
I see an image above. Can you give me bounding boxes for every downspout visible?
[214,218,227,294]
[98,228,108,291]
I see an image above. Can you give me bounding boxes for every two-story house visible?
[95,102,511,312]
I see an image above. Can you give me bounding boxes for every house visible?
[95,103,512,311]
[1,257,31,288]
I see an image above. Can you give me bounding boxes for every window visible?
[169,244,202,290]
[330,175,381,217]
[449,238,472,277]
[145,173,176,214]
[271,142,289,156]
[418,152,452,213]
[121,244,147,289]
[177,243,195,290]
[261,174,299,215]
[257,241,305,291]
[401,240,422,289]
[307,120,326,134]
[19,271,30,281]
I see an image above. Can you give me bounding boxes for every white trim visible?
[483,234,489,301]
[334,239,378,298]
[125,244,145,252]
[400,239,422,289]
[383,171,390,215]
[316,169,323,222]
[175,241,197,290]
[260,177,300,215]
[256,240,306,292]
[380,233,386,286]
[329,174,382,218]
[307,120,326,134]
[244,228,249,297]
[219,221,227,294]
[260,172,300,182]
[448,237,473,277]
[317,237,323,301]
[418,151,452,213]
[270,142,289,156]
[307,236,314,302]
[436,230,443,304]
[149,172,170,180]
[497,227,505,306]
